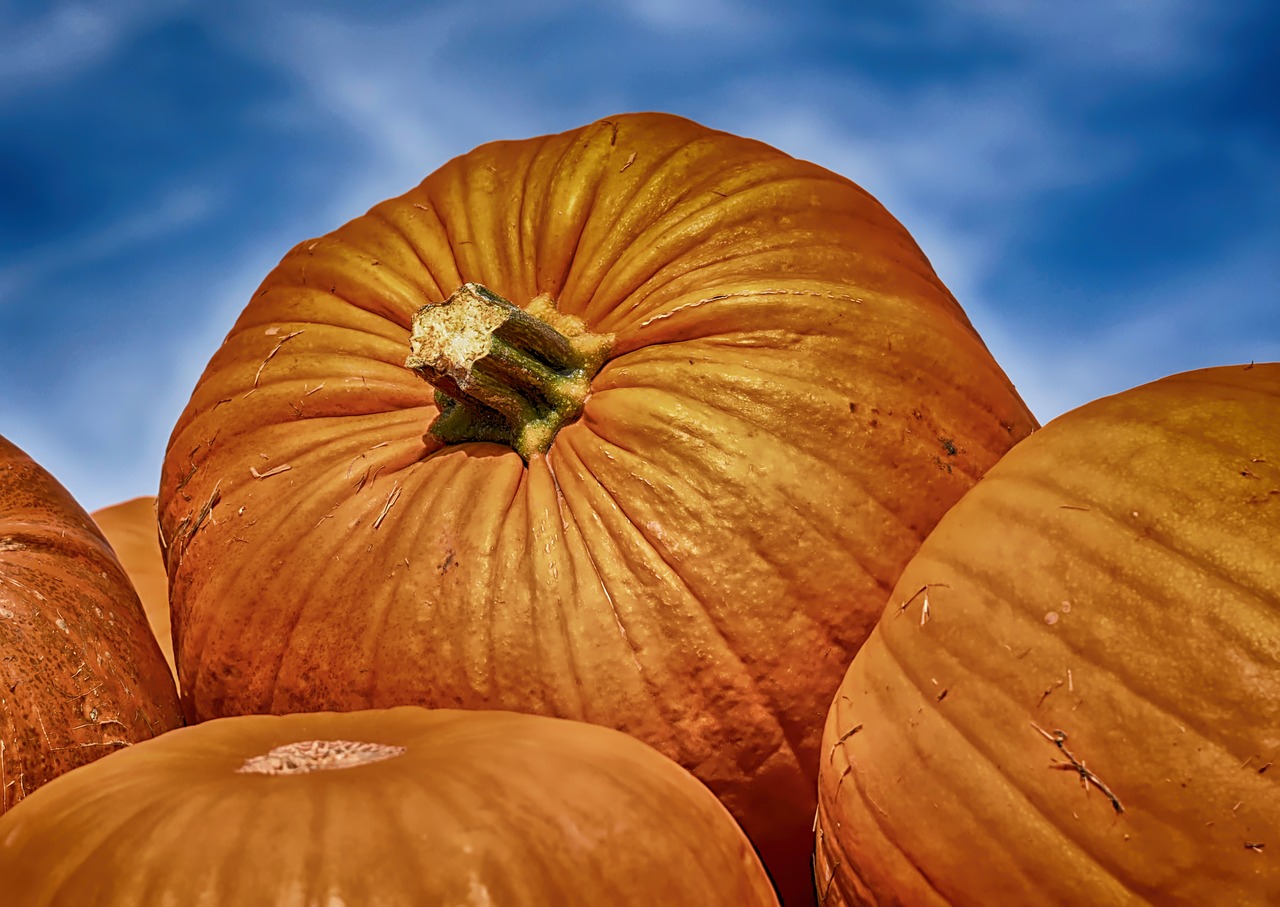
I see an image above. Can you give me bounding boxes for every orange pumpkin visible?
[815,363,1280,905]
[0,706,780,905]
[0,437,182,814]
[158,111,1036,901]
[90,496,176,682]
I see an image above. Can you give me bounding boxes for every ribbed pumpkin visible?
[0,437,182,814]
[157,111,1036,901]
[0,706,780,905]
[815,363,1280,905]
[90,496,175,682]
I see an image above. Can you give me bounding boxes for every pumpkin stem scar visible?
[237,739,407,775]
[1031,723,1125,814]
[404,282,613,460]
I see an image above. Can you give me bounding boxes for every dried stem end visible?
[237,739,407,775]
[404,283,613,460]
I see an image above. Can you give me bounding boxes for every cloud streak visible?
[1,2,1275,511]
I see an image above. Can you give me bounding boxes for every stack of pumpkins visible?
[0,113,1275,906]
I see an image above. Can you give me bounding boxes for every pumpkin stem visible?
[404,283,612,459]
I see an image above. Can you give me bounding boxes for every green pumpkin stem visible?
[404,283,612,460]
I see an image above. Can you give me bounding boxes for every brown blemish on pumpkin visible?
[237,739,406,775]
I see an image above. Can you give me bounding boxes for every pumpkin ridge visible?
[1003,468,1280,608]
[421,178,478,292]
[275,240,428,327]
[940,470,1278,637]
[559,131,699,322]
[962,470,1280,668]
[566,440,809,774]
[877,547,1248,794]
[544,446,646,677]
[572,136,794,330]
[540,448,645,697]
[818,765,952,906]
[577,379,903,618]
[365,204,452,306]
[866,620,1147,904]
[547,138,610,301]
[511,132,554,297]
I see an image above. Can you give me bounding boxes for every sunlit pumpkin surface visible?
[157,111,1037,901]
[0,706,779,906]
[0,438,182,815]
[816,363,1280,905]
[90,496,176,682]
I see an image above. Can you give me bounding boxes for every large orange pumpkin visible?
[815,363,1280,905]
[0,706,780,905]
[0,437,182,814]
[157,111,1037,901]
[90,496,175,681]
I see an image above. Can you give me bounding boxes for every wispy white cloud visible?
[7,1,1271,513]
[0,0,188,99]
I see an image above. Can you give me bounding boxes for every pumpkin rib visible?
[875,547,1255,809]
[821,761,953,906]
[512,133,554,297]
[549,427,790,746]
[939,479,1280,741]
[980,468,1280,627]
[380,192,465,302]
[578,379,907,612]
[421,174,484,294]
[551,428,804,780]
[595,183,952,339]
[544,441,647,673]
[365,205,451,305]
[542,131,611,299]
[568,136,725,320]
[860,623,1147,903]
[267,244,426,329]
[516,460,594,720]
[855,583,1265,903]
[561,435,808,776]
[541,449,646,691]
[181,467,368,714]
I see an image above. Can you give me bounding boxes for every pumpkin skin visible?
[0,706,781,905]
[90,496,176,682]
[157,111,1037,901]
[815,363,1280,905]
[0,437,182,814]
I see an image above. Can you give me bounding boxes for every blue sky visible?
[3,1,1277,512]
